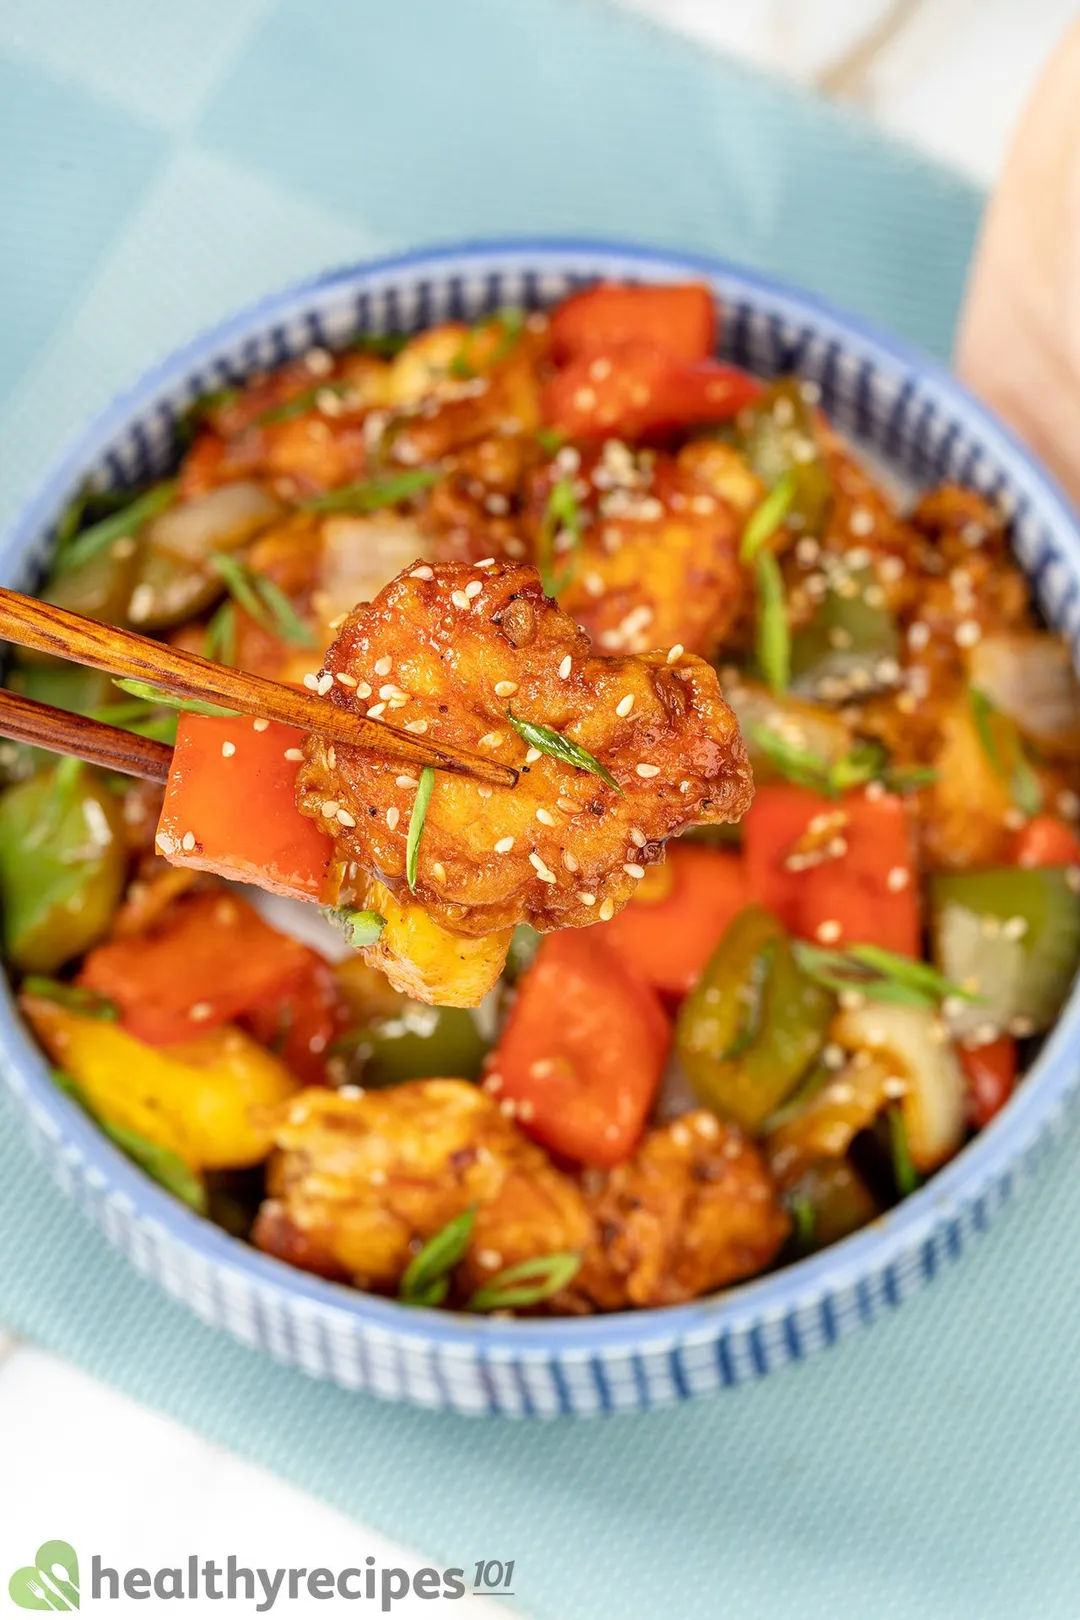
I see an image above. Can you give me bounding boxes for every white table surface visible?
[0,0,1075,1609]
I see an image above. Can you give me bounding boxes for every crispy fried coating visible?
[295,560,752,939]
[523,443,747,658]
[252,1079,593,1295]
[252,1082,788,1311]
[574,1110,789,1310]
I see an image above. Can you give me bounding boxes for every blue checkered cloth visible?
[8,3,1079,1617]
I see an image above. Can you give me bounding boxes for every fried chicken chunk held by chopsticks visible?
[295,560,751,1004]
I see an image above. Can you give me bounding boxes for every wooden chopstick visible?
[0,687,173,783]
[0,587,517,788]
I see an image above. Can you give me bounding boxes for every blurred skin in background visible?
[959,18,1080,509]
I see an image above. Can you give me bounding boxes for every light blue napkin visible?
[7,3,1075,1618]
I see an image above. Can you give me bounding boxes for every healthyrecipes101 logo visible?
[9,1541,80,1611]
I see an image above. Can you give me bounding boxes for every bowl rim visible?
[4,233,1080,1361]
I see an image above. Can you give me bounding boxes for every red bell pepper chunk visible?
[542,340,763,440]
[958,1036,1018,1129]
[491,930,670,1168]
[156,713,332,902]
[596,843,749,1001]
[240,954,343,1085]
[1012,814,1080,868]
[78,889,323,1046]
[743,783,920,956]
[550,282,717,364]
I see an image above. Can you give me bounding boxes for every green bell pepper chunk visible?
[1,664,117,783]
[675,904,835,1130]
[783,1158,879,1257]
[930,865,1080,1038]
[0,762,126,973]
[736,377,832,537]
[352,1002,490,1088]
[789,564,901,703]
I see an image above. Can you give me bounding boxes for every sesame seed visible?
[955,619,982,648]
[410,565,433,580]
[477,785,492,799]
[816,919,842,944]
[189,1001,214,1022]
[578,891,596,905]
[374,656,392,676]
[312,674,331,696]
[181,831,196,852]
[366,703,387,718]
[628,826,647,848]
[479,732,503,748]
[476,557,496,568]
[464,579,483,599]
[558,655,572,679]
[529,852,557,883]
[973,1021,1001,1046]
[1009,1015,1036,1038]
[396,775,419,789]
[451,590,471,609]
[221,741,235,758]
[573,386,597,410]
[386,807,400,831]
[336,672,358,688]
[494,836,515,853]
[284,748,304,761]
[623,863,645,879]
[635,763,660,778]
[598,898,615,920]
[1002,915,1028,942]
[848,505,874,536]
[303,673,320,691]
[404,719,429,734]
[615,694,634,718]
[494,680,518,697]
[525,747,542,764]
[477,1248,503,1271]
[536,808,556,826]
[356,682,372,699]
[431,861,447,882]
[336,808,356,826]
[823,1043,846,1069]
[530,1058,554,1079]
[886,866,910,892]
[882,1077,908,1100]
[321,800,339,818]
[562,850,579,872]
[666,644,684,664]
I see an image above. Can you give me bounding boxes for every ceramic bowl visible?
[4,239,1080,1417]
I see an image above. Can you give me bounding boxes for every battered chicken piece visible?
[295,560,752,950]
[524,442,747,658]
[252,1079,593,1296]
[252,1082,788,1313]
[574,1110,789,1310]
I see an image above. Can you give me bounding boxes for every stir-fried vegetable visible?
[549,282,717,363]
[596,843,748,998]
[830,1002,968,1172]
[347,1001,490,1088]
[930,865,1080,1038]
[789,563,901,702]
[676,905,834,1130]
[734,376,832,535]
[0,763,125,972]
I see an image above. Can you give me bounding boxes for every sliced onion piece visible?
[831,1002,966,1172]
[147,482,282,562]
[968,633,1080,758]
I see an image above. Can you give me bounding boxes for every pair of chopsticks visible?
[0,587,518,788]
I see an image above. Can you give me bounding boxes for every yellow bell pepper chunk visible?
[22,994,300,1171]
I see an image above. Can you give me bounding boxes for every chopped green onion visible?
[204,598,237,666]
[882,763,938,794]
[210,554,316,648]
[755,551,790,694]
[406,766,436,892]
[969,685,1044,818]
[400,1207,476,1307]
[322,907,386,949]
[51,1069,206,1213]
[788,1193,817,1248]
[86,699,179,746]
[887,1104,920,1197]
[54,481,178,576]
[740,471,797,563]
[536,426,566,456]
[448,308,526,380]
[23,977,118,1020]
[507,709,621,793]
[300,468,440,515]
[537,477,582,595]
[467,1251,582,1312]
[111,678,238,719]
[255,381,351,425]
[350,331,410,358]
[793,940,979,1009]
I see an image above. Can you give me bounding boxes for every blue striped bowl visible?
[3,239,1080,1417]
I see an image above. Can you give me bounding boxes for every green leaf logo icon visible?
[8,1542,79,1610]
